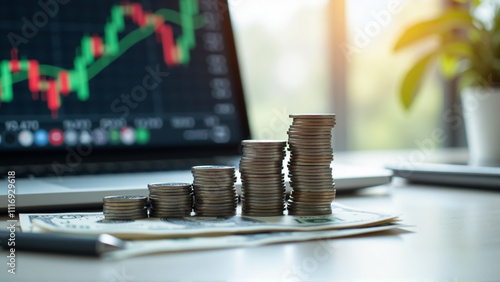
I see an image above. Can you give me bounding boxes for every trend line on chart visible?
[0,0,203,118]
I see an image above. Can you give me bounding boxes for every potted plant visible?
[394,1,500,166]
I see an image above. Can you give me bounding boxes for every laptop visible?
[386,161,500,189]
[0,0,391,211]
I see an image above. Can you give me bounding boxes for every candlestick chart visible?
[0,0,203,118]
[0,0,244,151]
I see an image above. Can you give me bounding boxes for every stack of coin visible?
[148,183,193,218]
[239,140,287,216]
[287,114,336,216]
[191,165,237,217]
[103,195,148,220]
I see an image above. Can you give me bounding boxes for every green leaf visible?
[394,9,475,51]
[453,0,480,5]
[400,53,436,109]
[401,42,477,109]
[467,29,481,42]
[439,53,460,79]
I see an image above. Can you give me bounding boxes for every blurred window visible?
[231,0,444,150]
[230,0,333,141]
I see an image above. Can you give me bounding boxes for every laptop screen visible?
[0,0,250,167]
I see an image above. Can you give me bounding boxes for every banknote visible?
[20,203,399,239]
[105,224,404,259]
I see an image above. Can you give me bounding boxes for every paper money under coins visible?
[287,114,337,216]
[20,203,399,239]
[19,204,404,258]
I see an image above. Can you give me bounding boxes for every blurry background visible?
[229,0,462,151]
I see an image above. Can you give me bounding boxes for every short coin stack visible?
[103,195,148,220]
[239,140,287,216]
[148,183,193,218]
[287,114,336,216]
[192,165,237,217]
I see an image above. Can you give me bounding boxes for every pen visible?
[0,231,125,256]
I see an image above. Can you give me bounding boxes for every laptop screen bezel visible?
[0,1,251,168]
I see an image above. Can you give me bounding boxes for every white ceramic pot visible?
[462,87,500,166]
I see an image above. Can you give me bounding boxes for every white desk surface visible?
[1,151,500,281]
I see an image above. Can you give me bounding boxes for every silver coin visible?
[242,186,286,192]
[103,210,148,216]
[148,182,191,188]
[241,183,285,188]
[242,153,285,158]
[193,189,236,194]
[149,203,192,209]
[192,175,237,180]
[288,166,332,172]
[241,174,284,180]
[149,194,193,199]
[291,191,336,197]
[239,164,284,171]
[242,190,285,196]
[103,201,148,206]
[103,212,148,218]
[195,212,236,217]
[148,191,192,196]
[242,204,286,210]
[289,113,336,118]
[288,202,332,209]
[242,139,287,144]
[242,210,285,215]
[194,199,238,205]
[289,155,334,161]
[241,177,285,182]
[104,215,148,220]
[150,208,191,213]
[148,189,191,194]
[242,196,285,201]
[103,206,147,212]
[287,210,332,216]
[192,165,235,171]
[242,188,286,193]
[194,208,237,213]
[289,151,333,157]
[242,211,284,217]
[242,192,286,198]
[103,195,147,203]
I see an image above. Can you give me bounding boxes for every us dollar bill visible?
[20,203,399,239]
[106,224,404,259]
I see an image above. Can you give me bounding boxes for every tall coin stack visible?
[287,114,336,216]
[239,140,287,216]
[103,195,148,220]
[148,183,193,218]
[192,165,237,217]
